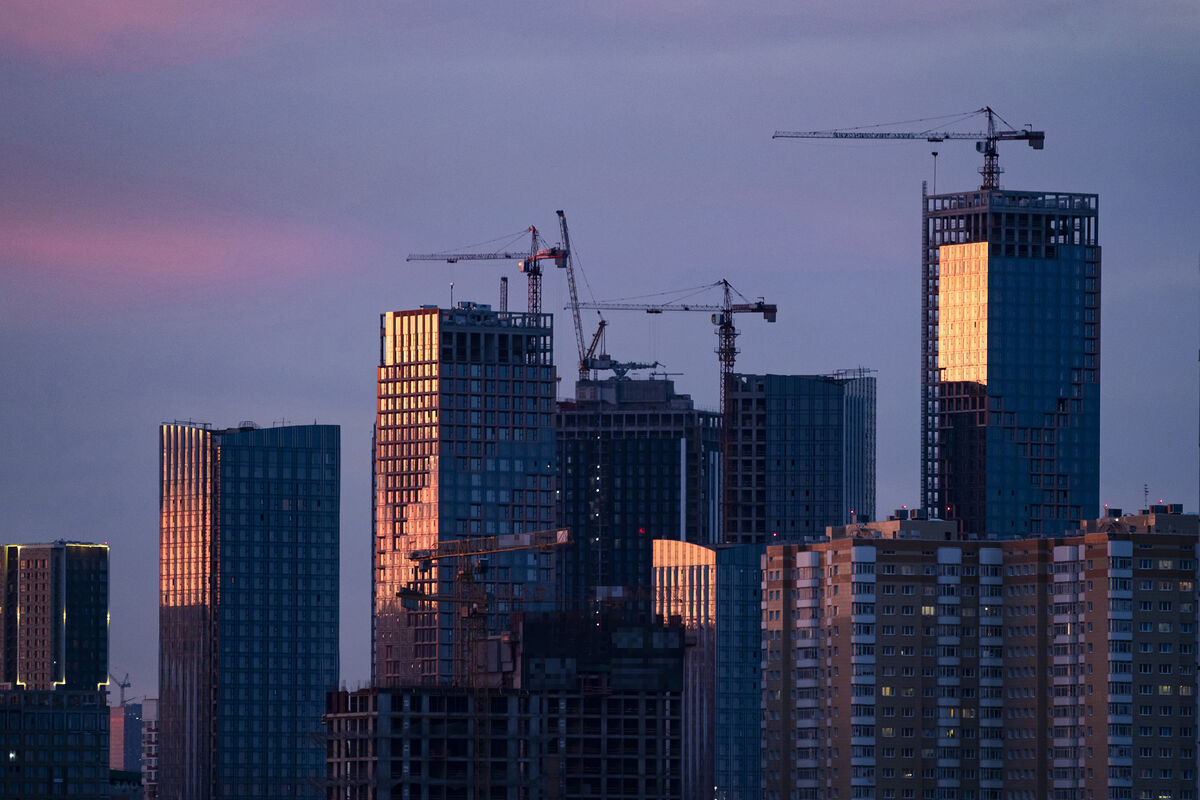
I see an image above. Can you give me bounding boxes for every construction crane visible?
[109,671,131,705]
[773,106,1044,191]
[398,528,570,799]
[579,319,659,380]
[576,279,776,418]
[406,225,566,314]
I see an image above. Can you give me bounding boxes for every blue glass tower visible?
[921,189,1100,536]
[726,372,876,543]
[159,422,339,800]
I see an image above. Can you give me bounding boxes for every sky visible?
[1,1,1197,697]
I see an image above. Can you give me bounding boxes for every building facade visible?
[653,539,763,800]
[374,303,558,686]
[323,617,685,800]
[110,701,143,771]
[0,689,109,799]
[142,698,159,800]
[725,372,876,544]
[0,540,109,691]
[920,188,1100,536]
[159,421,340,800]
[558,377,721,613]
[760,506,1197,800]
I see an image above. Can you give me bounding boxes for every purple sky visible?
[2,1,1197,697]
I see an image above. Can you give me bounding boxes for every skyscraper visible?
[557,377,721,613]
[159,421,339,800]
[920,188,1100,536]
[374,302,558,685]
[0,540,109,691]
[725,371,876,544]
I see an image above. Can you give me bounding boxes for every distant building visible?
[110,701,143,771]
[0,540,109,691]
[725,371,876,543]
[374,303,558,685]
[323,615,684,800]
[141,699,158,800]
[761,504,1198,800]
[558,377,721,613]
[159,422,340,800]
[921,188,1100,536]
[653,539,762,800]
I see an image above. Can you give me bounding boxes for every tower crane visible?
[406,225,566,314]
[773,106,1044,191]
[579,319,659,380]
[109,671,131,705]
[576,279,776,417]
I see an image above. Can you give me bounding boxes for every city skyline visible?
[1,2,1197,697]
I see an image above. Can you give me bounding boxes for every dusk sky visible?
[2,1,1197,696]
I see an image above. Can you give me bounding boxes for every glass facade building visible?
[653,539,763,800]
[557,377,721,613]
[725,372,876,543]
[920,188,1100,536]
[159,422,340,800]
[374,303,558,686]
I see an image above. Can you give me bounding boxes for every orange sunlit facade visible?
[938,241,989,384]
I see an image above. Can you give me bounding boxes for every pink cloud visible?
[1,208,356,290]
[0,0,307,69]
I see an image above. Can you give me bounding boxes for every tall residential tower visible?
[920,188,1100,536]
[374,303,558,685]
[159,422,340,800]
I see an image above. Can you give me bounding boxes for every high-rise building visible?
[0,541,109,692]
[920,188,1100,536]
[159,421,340,800]
[760,505,1197,800]
[558,377,721,613]
[725,371,876,544]
[110,701,144,771]
[653,539,762,800]
[374,302,558,686]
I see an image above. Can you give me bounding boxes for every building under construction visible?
[322,614,685,800]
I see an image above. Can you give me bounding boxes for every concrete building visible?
[0,540,109,691]
[141,698,158,800]
[760,505,1197,800]
[725,371,876,544]
[374,303,559,686]
[558,377,721,613]
[652,539,763,800]
[158,422,340,800]
[920,188,1100,536]
[323,616,685,800]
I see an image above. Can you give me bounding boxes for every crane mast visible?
[773,106,1044,190]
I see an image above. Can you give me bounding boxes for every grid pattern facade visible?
[920,188,1100,536]
[726,373,876,544]
[0,542,108,692]
[760,509,1198,800]
[323,683,682,800]
[374,304,558,686]
[159,422,340,800]
[0,690,109,799]
[558,378,721,613]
